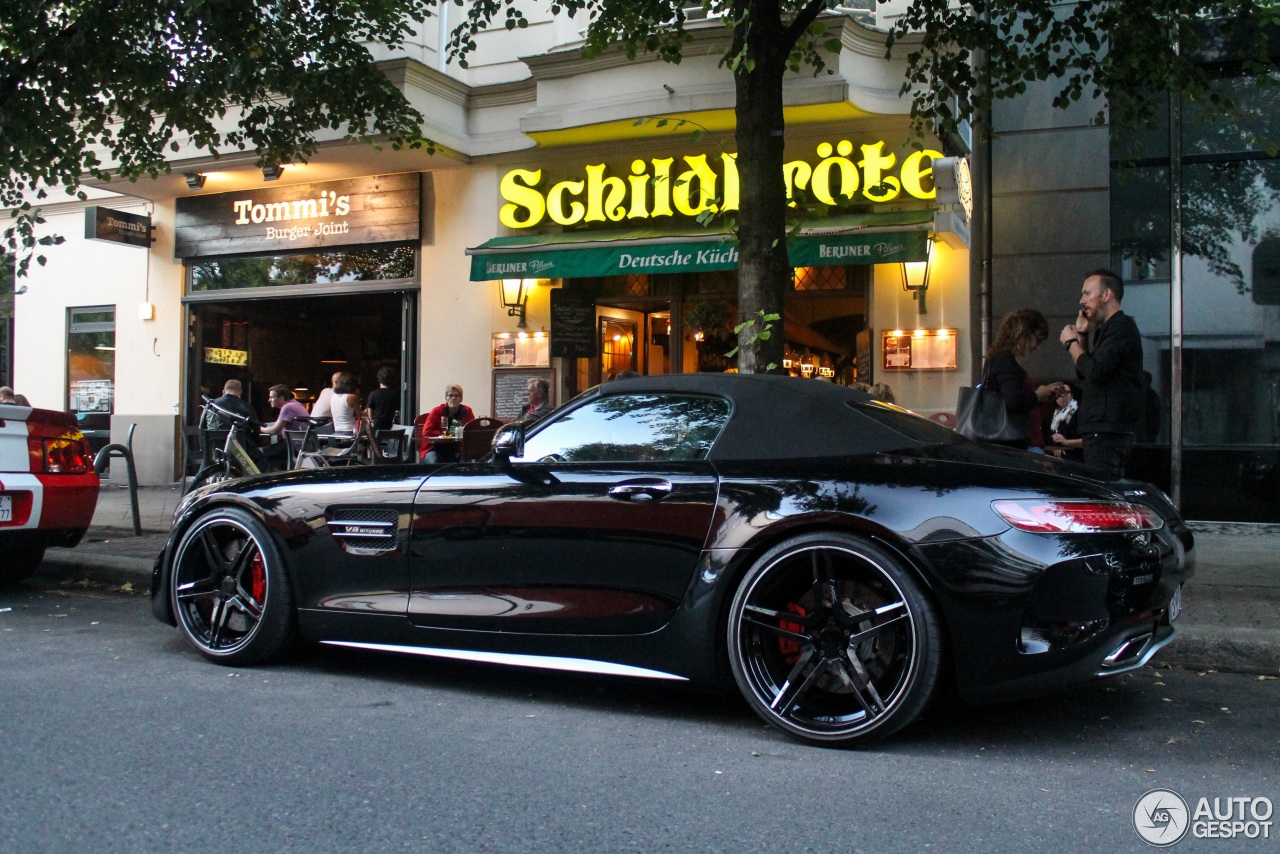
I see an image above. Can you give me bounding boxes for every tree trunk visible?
[732,3,790,374]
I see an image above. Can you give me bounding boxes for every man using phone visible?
[1059,269,1144,478]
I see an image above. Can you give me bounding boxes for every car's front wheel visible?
[726,533,941,746]
[170,506,296,665]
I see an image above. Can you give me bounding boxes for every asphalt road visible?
[2,577,1276,853]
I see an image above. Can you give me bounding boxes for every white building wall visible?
[870,239,971,415]
[17,198,185,484]
[420,166,508,417]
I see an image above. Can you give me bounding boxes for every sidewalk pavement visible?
[36,481,1280,676]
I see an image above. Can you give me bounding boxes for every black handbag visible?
[955,364,1030,443]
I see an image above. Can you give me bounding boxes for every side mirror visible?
[492,423,525,461]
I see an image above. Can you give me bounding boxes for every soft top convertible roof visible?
[583,374,954,461]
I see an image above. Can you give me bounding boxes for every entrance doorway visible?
[186,290,416,424]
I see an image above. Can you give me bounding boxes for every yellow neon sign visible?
[499,141,943,229]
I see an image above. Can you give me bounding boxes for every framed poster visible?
[881,329,958,371]
[492,333,549,368]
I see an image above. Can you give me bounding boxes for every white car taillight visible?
[992,500,1163,533]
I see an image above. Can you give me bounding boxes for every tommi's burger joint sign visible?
[174,173,420,258]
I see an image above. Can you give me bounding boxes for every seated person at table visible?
[516,377,553,423]
[310,371,341,419]
[201,378,265,467]
[329,372,361,435]
[261,384,312,470]
[364,366,399,433]
[422,383,475,463]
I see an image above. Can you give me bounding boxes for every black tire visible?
[169,506,297,665]
[726,533,941,746]
[0,537,45,584]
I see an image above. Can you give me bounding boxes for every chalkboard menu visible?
[550,289,597,358]
[491,368,555,421]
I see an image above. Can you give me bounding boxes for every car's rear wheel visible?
[0,536,45,584]
[170,506,296,665]
[727,533,941,746]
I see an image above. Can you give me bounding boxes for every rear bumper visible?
[916,524,1192,704]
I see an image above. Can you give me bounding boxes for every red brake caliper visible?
[249,552,266,604]
[778,603,807,664]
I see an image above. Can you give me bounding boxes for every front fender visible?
[149,490,276,626]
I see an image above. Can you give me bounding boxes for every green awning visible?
[467,212,932,281]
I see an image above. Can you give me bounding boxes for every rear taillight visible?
[992,500,1162,533]
[28,433,94,474]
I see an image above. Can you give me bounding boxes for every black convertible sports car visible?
[152,374,1193,746]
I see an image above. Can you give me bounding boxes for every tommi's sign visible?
[499,140,943,229]
[85,206,153,248]
[174,173,420,258]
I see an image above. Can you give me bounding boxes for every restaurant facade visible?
[9,5,1279,523]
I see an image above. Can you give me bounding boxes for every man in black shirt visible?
[1059,268,1144,478]
[364,366,399,433]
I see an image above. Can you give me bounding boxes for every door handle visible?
[608,480,673,502]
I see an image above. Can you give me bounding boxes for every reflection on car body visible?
[152,374,1193,746]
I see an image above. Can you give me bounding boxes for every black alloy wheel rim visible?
[173,517,270,655]
[734,545,917,737]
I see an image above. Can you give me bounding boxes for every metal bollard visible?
[93,423,142,537]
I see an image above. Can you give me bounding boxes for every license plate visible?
[0,494,11,523]
[1168,584,1183,622]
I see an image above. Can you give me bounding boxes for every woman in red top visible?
[421,383,475,462]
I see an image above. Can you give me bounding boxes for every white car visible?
[0,403,100,583]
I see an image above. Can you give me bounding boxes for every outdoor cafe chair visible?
[459,417,505,462]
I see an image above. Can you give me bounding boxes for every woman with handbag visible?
[982,309,1064,450]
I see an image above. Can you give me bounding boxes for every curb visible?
[1160,626,1280,676]
[38,552,155,590]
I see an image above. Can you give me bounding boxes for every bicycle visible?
[187,397,263,492]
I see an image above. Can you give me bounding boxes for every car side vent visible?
[327,508,399,554]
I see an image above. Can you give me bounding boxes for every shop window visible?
[1254,238,1280,305]
[0,316,11,386]
[622,274,648,296]
[67,306,115,415]
[793,266,845,291]
[189,245,416,292]
[686,269,738,296]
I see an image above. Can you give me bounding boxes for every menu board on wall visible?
[881,329,958,371]
[491,368,555,421]
[549,289,597,358]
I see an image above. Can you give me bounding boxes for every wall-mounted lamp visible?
[900,235,935,314]
[499,278,529,329]
[262,163,285,181]
[184,172,207,190]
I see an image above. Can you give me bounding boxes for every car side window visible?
[517,394,731,463]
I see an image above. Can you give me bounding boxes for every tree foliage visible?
[889,1,1280,146]
[2,0,437,275]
